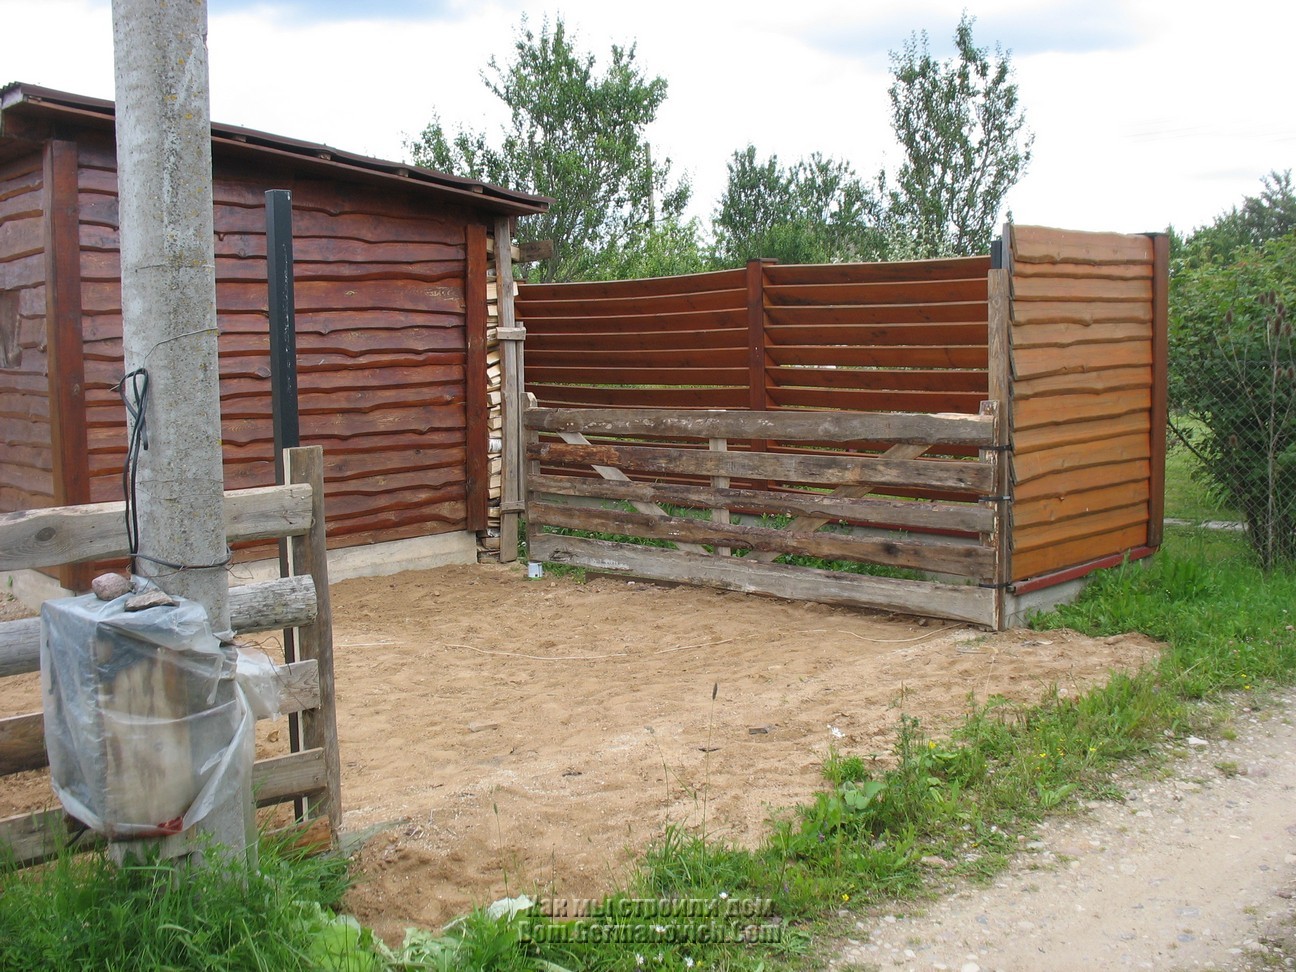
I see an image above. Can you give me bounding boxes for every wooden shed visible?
[0,83,547,595]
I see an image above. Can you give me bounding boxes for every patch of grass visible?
[0,832,361,971]
[1164,428,1240,524]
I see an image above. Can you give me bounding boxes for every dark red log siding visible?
[0,150,53,514]
[71,132,478,551]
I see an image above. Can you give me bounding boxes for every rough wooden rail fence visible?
[525,406,1006,628]
[0,445,339,866]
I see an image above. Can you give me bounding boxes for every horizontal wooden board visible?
[0,214,42,260]
[1012,342,1153,380]
[765,301,987,328]
[1012,432,1151,486]
[766,344,989,370]
[1013,502,1149,555]
[1011,459,1150,504]
[1013,387,1152,432]
[519,307,747,333]
[528,474,994,533]
[1011,275,1152,303]
[522,327,743,353]
[526,365,748,386]
[1013,412,1151,456]
[768,387,987,414]
[529,502,993,578]
[770,367,988,394]
[1010,318,1151,349]
[530,441,995,492]
[526,406,997,445]
[253,748,328,807]
[1011,225,1153,266]
[518,287,745,318]
[1013,365,1150,400]
[518,268,746,302]
[529,386,745,409]
[765,323,990,351]
[80,279,469,316]
[765,277,988,307]
[1012,260,1152,280]
[765,256,990,286]
[1011,300,1151,327]
[1014,480,1150,530]
[529,533,997,627]
[526,347,749,370]
[1012,523,1149,582]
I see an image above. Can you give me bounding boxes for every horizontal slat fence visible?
[0,445,339,865]
[1006,226,1163,583]
[525,407,1003,627]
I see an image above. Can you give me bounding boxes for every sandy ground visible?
[836,688,1296,972]
[0,564,1158,946]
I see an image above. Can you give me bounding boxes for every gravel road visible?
[834,691,1296,972]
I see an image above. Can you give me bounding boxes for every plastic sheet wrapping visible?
[235,646,283,721]
[40,584,253,840]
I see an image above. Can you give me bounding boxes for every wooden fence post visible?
[286,446,341,834]
[494,216,525,564]
[987,267,1013,629]
[746,258,775,485]
[1146,232,1169,549]
[465,223,489,533]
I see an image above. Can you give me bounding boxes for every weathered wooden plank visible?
[253,748,327,807]
[520,287,746,318]
[529,386,749,410]
[1011,225,1153,266]
[286,446,341,834]
[768,366,988,394]
[1011,275,1152,303]
[529,502,994,578]
[530,441,995,493]
[495,216,523,564]
[529,533,997,627]
[527,365,750,387]
[526,406,996,446]
[0,809,102,867]
[519,307,748,334]
[0,484,314,570]
[527,347,749,370]
[519,327,742,353]
[528,474,995,533]
[987,270,1012,625]
[1012,523,1149,582]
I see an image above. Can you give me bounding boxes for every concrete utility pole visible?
[111,0,251,860]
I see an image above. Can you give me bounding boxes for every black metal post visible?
[265,189,305,820]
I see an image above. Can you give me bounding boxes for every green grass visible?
[1163,423,1240,524]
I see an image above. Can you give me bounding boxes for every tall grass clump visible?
[0,833,368,972]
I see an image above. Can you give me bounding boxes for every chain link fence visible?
[1168,292,1296,569]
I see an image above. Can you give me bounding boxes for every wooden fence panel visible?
[525,406,1001,628]
[0,447,340,866]
[1007,225,1165,582]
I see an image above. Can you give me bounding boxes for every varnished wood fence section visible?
[526,407,1004,627]
[1006,226,1164,583]
[519,257,991,415]
[0,445,340,866]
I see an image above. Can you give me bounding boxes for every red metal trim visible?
[1010,545,1157,596]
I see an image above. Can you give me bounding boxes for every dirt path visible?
[835,690,1296,972]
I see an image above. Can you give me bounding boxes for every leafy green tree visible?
[711,145,881,266]
[872,13,1033,258]
[1174,170,1296,272]
[406,16,689,282]
[1172,234,1296,567]
[583,216,709,281]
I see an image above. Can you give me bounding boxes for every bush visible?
[1171,233,1296,567]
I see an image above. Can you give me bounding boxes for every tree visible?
[873,14,1033,258]
[406,16,689,282]
[1175,170,1296,272]
[1172,235,1296,567]
[711,145,882,266]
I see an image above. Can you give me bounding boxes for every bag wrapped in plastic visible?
[40,583,253,840]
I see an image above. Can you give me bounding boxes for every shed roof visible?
[0,82,551,217]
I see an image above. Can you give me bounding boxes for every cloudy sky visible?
[4,0,1293,238]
